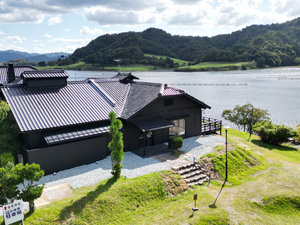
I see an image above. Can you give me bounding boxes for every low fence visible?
[201,117,222,135]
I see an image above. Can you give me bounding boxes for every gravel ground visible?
[38,152,170,189]
[0,135,223,215]
[37,135,223,189]
[179,135,225,161]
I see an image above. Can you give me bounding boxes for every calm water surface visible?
[67,68,300,128]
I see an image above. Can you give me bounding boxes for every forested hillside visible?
[60,17,300,68]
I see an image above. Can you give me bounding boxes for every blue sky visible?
[0,0,299,54]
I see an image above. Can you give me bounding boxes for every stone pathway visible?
[154,134,224,169]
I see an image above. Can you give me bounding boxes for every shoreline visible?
[38,65,300,73]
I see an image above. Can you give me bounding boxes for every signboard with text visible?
[2,200,24,225]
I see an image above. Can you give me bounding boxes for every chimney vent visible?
[7,64,15,83]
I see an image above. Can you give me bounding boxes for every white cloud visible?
[43,34,51,38]
[271,0,300,17]
[84,7,141,25]
[49,38,90,45]
[48,16,62,25]
[7,35,26,44]
[0,30,5,35]
[80,26,104,35]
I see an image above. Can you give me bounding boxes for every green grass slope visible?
[1,129,299,225]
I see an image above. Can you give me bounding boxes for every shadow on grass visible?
[209,180,226,209]
[251,140,298,152]
[58,176,118,222]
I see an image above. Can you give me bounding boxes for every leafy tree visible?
[296,124,300,142]
[0,152,14,168]
[0,163,19,206]
[38,61,47,66]
[222,103,269,139]
[108,111,124,178]
[256,56,266,68]
[253,121,297,145]
[0,101,20,156]
[12,163,44,212]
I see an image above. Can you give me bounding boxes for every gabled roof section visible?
[121,82,162,119]
[1,79,130,132]
[160,84,185,96]
[20,69,69,79]
[1,73,210,132]
[0,65,37,84]
[112,72,139,83]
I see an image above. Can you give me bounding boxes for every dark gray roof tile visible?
[21,69,69,79]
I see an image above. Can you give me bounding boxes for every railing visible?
[201,117,222,135]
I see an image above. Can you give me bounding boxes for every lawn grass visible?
[37,63,166,72]
[208,145,267,185]
[144,54,190,66]
[35,61,86,70]
[1,129,299,224]
[176,61,253,72]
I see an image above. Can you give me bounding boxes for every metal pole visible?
[143,132,146,155]
[225,129,228,181]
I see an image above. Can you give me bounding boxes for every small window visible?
[164,99,173,106]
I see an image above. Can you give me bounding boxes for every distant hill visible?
[0,50,69,63]
[67,17,300,68]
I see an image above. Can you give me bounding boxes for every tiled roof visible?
[21,69,69,79]
[0,66,37,84]
[162,85,184,96]
[44,125,109,145]
[1,76,210,132]
[1,79,130,132]
[121,82,162,119]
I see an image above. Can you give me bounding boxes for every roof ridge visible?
[22,69,65,74]
[133,81,162,86]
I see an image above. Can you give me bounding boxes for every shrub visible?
[0,152,14,167]
[0,101,20,156]
[296,124,300,142]
[168,136,183,149]
[253,121,297,145]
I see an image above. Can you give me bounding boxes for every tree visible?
[108,111,124,178]
[12,163,44,212]
[254,121,297,145]
[296,124,300,142]
[0,101,20,157]
[222,103,269,139]
[38,61,47,66]
[0,164,19,206]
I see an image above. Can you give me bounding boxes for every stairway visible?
[173,162,209,186]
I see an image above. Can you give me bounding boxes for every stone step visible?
[177,166,201,175]
[182,170,205,179]
[185,174,207,183]
[188,178,207,186]
[173,162,201,171]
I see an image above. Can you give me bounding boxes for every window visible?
[169,118,185,136]
[164,99,173,106]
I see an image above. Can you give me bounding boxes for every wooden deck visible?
[201,117,222,135]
